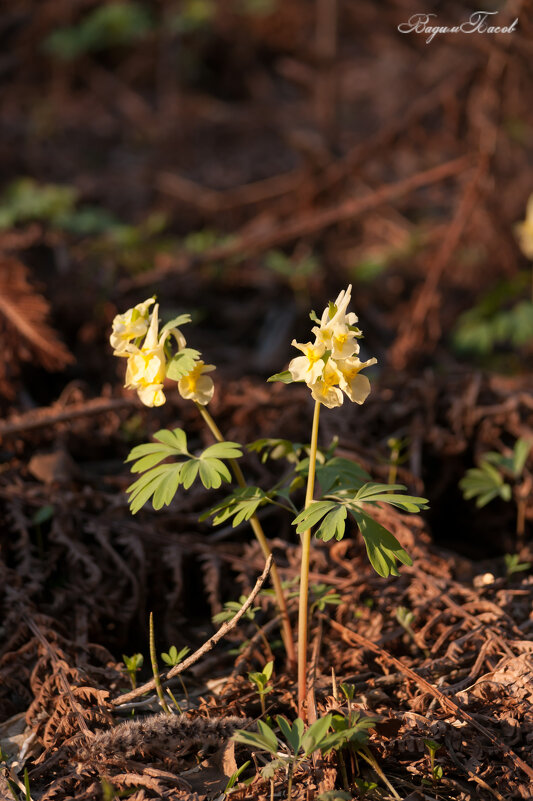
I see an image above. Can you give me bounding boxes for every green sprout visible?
[504,553,531,577]
[423,739,443,785]
[248,660,274,717]
[122,652,144,690]
[223,760,252,796]
[213,596,273,661]
[459,437,532,542]
[386,436,410,486]
[309,584,343,615]
[161,645,191,706]
[43,2,153,61]
[233,715,349,801]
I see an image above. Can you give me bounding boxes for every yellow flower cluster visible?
[515,194,533,260]
[288,285,376,408]
[110,299,215,407]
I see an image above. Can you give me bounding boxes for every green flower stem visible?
[195,403,296,671]
[298,399,321,720]
[149,612,171,714]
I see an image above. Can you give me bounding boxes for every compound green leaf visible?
[166,348,201,381]
[352,509,412,577]
[160,313,192,334]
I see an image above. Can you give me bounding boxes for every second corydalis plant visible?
[270,284,428,719]
[111,300,296,669]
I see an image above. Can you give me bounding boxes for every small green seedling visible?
[452,270,533,360]
[161,645,191,704]
[423,739,443,785]
[460,437,532,542]
[214,597,273,660]
[248,660,274,716]
[309,583,342,614]
[122,653,143,690]
[161,644,191,667]
[504,553,531,577]
[213,597,260,624]
[395,605,415,630]
[223,760,252,796]
[234,714,354,801]
[459,459,512,507]
[353,779,378,796]
[387,436,410,486]
[32,504,54,526]
[330,682,398,797]
[395,606,429,656]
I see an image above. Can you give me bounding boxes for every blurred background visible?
[1,8,533,793]
[0,0,532,630]
[0,0,531,404]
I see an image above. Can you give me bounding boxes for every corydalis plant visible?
[111,290,428,712]
[110,301,296,669]
[459,437,532,542]
[270,285,428,719]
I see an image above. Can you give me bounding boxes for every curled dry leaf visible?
[0,257,73,398]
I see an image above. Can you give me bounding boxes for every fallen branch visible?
[121,156,469,292]
[112,554,273,706]
[0,396,136,441]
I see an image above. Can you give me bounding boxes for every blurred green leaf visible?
[44,2,153,60]
[459,460,512,508]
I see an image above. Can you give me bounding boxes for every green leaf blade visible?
[316,505,347,542]
[352,509,412,577]
[293,501,337,534]
[267,370,295,384]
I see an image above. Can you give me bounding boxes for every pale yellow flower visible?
[313,322,360,360]
[312,284,361,358]
[318,284,358,329]
[515,194,533,259]
[285,284,376,409]
[124,304,169,407]
[178,360,216,405]
[110,297,155,356]
[337,356,377,404]
[288,340,326,384]
[310,359,344,408]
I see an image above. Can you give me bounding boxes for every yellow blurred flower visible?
[178,360,216,406]
[515,194,533,259]
[124,303,169,407]
[110,297,155,356]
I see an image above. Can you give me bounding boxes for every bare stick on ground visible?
[112,555,273,706]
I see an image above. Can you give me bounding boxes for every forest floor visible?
[0,2,532,799]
